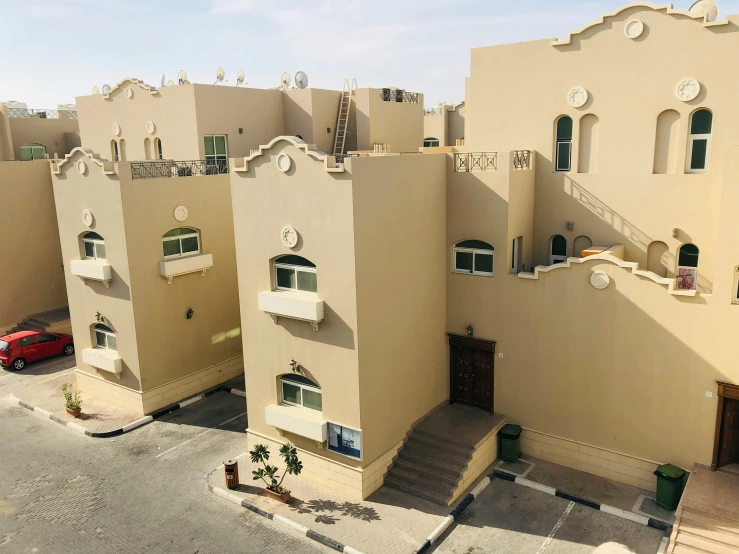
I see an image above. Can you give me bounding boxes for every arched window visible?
[677,244,699,291]
[82,232,106,260]
[424,137,440,148]
[453,240,494,276]
[155,138,163,160]
[687,109,712,173]
[555,116,573,172]
[653,110,680,174]
[144,138,152,160]
[93,323,117,351]
[281,374,322,411]
[274,255,317,293]
[162,228,200,258]
[111,140,119,162]
[19,143,46,161]
[549,235,567,264]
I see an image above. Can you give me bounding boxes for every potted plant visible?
[250,443,303,503]
[61,383,82,417]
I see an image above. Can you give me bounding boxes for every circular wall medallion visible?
[590,272,610,290]
[77,160,87,175]
[125,87,134,99]
[567,86,589,108]
[281,226,298,248]
[146,121,156,134]
[173,205,189,222]
[624,18,644,39]
[675,78,701,102]
[81,209,94,227]
[112,123,121,136]
[276,154,292,173]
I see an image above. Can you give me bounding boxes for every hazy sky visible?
[1,0,737,108]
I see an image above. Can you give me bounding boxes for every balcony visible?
[455,152,498,172]
[130,160,229,180]
[512,150,532,170]
[6,108,78,119]
[258,291,324,331]
[70,259,112,288]
[265,404,327,443]
[82,348,122,378]
[159,253,213,284]
[379,88,420,103]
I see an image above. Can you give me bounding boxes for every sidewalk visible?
[208,454,453,554]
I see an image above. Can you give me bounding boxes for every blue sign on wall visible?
[327,422,362,460]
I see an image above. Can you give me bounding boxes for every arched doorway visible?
[573,235,593,258]
[676,244,699,290]
[549,235,567,265]
[647,241,670,278]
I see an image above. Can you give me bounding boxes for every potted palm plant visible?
[250,443,303,503]
[61,383,82,417]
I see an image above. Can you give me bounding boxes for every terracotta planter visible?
[263,488,291,503]
[66,407,81,418]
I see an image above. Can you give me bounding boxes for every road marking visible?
[155,412,246,458]
[536,501,575,554]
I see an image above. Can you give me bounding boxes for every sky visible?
[1,0,738,108]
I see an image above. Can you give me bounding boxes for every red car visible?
[0,330,74,371]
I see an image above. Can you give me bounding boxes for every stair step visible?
[390,460,459,486]
[678,515,739,548]
[673,545,711,554]
[399,443,470,473]
[676,531,739,554]
[410,430,475,456]
[384,474,450,505]
[404,438,471,465]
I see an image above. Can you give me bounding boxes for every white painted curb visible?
[123,416,153,433]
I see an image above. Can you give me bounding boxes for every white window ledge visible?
[265,404,327,443]
[159,253,213,284]
[82,348,122,378]
[258,291,324,331]
[70,259,112,288]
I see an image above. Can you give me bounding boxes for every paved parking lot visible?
[0,353,76,396]
[428,477,664,554]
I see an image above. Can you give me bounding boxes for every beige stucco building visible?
[0,104,79,331]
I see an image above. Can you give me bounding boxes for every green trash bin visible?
[653,464,685,510]
[500,424,522,463]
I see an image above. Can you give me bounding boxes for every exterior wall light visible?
[566,221,575,231]
[466,324,474,337]
[289,358,304,374]
[95,311,104,323]
[672,227,679,238]
[186,308,194,320]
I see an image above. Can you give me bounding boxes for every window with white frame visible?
[94,323,117,351]
[19,144,46,161]
[687,109,712,173]
[204,135,227,162]
[162,228,201,258]
[676,243,699,291]
[155,138,163,160]
[82,232,106,260]
[274,255,317,293]
[555,116,573,172]
[281,374,322,411]
[453,240,494,277]
[424,137,440,148]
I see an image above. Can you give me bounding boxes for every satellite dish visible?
[280,72,291,88]
[178,70,188,85]
[214,67,226,85]
[236,70,245,87]
[102,84,112,94]
[167,79,175,87]
[295,71,309,89]
[92,86,100,95]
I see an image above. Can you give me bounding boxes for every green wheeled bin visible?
[653,464,685,510]
[500,424,523,463]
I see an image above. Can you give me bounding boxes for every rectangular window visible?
[204,135,227,161]
[163,240,181,257]
[455,251,473,272]
[274,264,317,293]
[689,139,709,171]
[95,331,107,348]
[453,248,494,277]
[281,377,322,412]
[474,253,493,274]
[556,141,572,172]
[162,232,200,259]
[84,242,95,259]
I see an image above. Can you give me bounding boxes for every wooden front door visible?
[448,334,495,412]
[712,382,739,470]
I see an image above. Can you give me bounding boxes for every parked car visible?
[0,330,74,371]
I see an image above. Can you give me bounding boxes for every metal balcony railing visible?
[6,108,78,119]
[424,107,444,116]
[512,150,532,170]
[130,159,229,180]
[379,89,420,104]
[455,152,498,172]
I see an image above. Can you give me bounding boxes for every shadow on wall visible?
[278,303,355,350]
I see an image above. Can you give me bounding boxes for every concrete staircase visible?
[384,428,476,505]
[670,507,739,553]
[7,307,72,336]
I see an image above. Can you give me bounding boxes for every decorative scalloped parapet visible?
[552,2,731,46]
[517,245,697,297]
[50,147,116,177]
[232,136,345,174]
[102,77,160,99]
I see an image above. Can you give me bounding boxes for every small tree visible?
[250,443,303,495]
[61,383,82,411]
